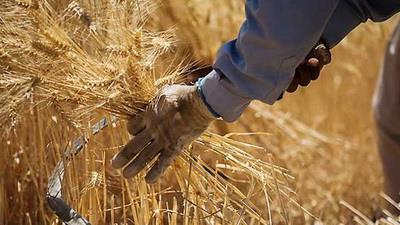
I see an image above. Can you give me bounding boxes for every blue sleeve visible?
[199,0,400,122]
[322,0,400,47]
[199,0,340,122]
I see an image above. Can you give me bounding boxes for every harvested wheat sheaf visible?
[0,0,306,224]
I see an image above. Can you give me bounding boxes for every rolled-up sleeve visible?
[199,0,340,122]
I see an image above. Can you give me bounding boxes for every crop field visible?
[0,0,399,225]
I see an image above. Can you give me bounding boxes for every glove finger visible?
[122,139,163,178]
[111,129,152,169]
[145,148,176,183]
[127,114,146,136]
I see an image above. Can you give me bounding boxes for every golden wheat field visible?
[0,0,399,225]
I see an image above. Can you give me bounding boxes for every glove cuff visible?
[196,70,251,122]
[189,86,218,124]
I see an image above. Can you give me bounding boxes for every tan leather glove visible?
[111,84,216,183]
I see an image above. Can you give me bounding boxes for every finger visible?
[111,130,152,169]
[315,44,331,65]
[287,76,299,93]
[127,114,145,136]
[286,84,298,93]
[307,58,319,67]
[310,66,322,80]
[145,149,176,183]
[122,139,163,178]
[298,67,312,86]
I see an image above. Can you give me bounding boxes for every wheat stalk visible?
[0,0,303,224]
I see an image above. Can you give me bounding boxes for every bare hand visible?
[287,42,331,92]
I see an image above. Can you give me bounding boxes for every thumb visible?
[307,58,320,67]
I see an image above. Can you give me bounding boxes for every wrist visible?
[196,83,221,119]
[196,70,252,122]
[182,85,215,129]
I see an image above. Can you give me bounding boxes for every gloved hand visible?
[286,42,331,93]
[111,84,216,183]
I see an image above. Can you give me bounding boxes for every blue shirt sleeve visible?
[199,0,400,122]
[322,0,400,47]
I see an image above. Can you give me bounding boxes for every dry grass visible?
[155,0,400,224]
[0,1,303,224]
[0,0,399,225]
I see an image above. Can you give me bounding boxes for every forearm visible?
[199,0,400,122]
[199,0,340,122]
